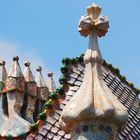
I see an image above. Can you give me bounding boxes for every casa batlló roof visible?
[0,3,140,140]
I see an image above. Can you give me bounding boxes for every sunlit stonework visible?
[78,3,109,37]
[59,3,128,140]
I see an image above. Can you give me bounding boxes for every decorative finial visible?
[78,3,109,37]
[48,72,53,77]
[46,72,56,92]
[23,61,35,83]
[35,65,47,88]
[59,3,128,136]
[0,60,7,83]
[8,56,24,78]
[24,61,30,67]
[13,56,19,62]
[35,66,48,109]
[36,66,42,72]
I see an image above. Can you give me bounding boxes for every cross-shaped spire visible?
[59,4,128,135]
[78,3,109,37]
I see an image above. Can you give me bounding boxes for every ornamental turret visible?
[35,66,49,113]
[23,61,37,123]
[46,72,56,92]
[0,57,30,137]
[59,3,128,140]
[7,56,25,114]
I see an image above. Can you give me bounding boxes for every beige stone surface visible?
[46,72,56,92]
[59,3,128,133]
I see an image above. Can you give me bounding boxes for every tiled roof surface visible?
[28,61,140,140]
[102,69,140,140]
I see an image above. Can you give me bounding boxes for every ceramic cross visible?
[78,3,109,64]
[59,4,128,140]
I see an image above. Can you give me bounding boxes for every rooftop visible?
[0,2,140,140]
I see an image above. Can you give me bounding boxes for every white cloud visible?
[0,39,48,79]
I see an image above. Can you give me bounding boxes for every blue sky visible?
[0,0,140,87]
